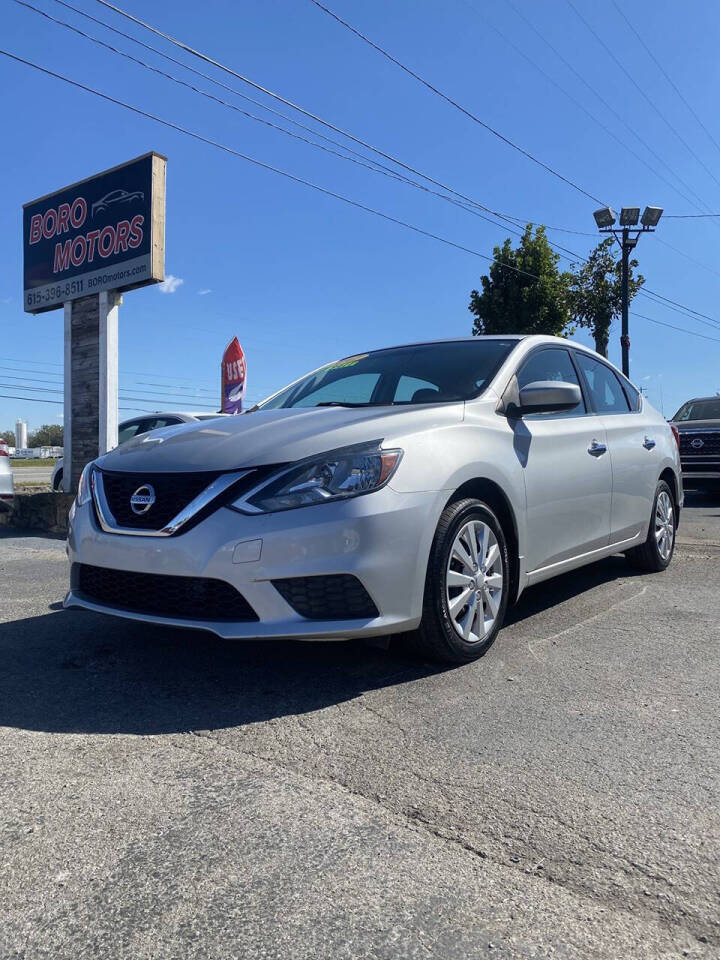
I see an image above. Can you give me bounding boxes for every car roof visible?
[119,410,226,426]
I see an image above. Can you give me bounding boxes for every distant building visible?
[15,419,28,449]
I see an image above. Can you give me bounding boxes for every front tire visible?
[625,480,676,572]
[400,498,510,664]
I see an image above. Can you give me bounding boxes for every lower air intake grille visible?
[73,564,259,622]
[272,574,379,620]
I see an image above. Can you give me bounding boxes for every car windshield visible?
[673,399,720,421]
[257,340,518,410]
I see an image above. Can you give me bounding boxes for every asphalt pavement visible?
[1,492,719,959]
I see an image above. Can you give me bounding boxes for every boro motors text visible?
[28,196,144,275]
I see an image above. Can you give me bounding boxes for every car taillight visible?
[671,425,680,451]
[0,447,9,458]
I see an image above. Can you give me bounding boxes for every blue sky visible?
[1,0,720,433]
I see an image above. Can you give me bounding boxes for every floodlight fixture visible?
[619,207,641,226]
[593,206,616,228]
[641,205,663,227]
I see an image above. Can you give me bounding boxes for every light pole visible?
[592,205,663,378]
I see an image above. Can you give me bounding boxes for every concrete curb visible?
[0,492,74,535]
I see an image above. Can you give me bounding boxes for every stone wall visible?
[0,493,75,535]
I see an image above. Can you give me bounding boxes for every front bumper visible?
[64,485,444,640]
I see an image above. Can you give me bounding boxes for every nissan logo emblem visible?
[130,483,156,515]
[691,438,705,449]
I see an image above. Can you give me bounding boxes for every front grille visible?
[679,431,720,458]
[73,563,259,622]
[272,574,379,620]
[99,470,221,529]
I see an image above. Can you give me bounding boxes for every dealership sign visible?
[23,152,166,313]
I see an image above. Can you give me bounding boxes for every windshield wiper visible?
[314,401,378,407]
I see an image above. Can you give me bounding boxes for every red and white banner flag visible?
[221,337,246,414]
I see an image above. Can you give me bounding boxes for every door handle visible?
[588,439,607,456]
[643,436,656,450]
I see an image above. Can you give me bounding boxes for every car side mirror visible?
[516,380,582,415]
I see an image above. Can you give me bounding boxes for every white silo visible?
[15,419,28,449]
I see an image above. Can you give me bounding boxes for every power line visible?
[307,0,605,205]
[566,0,720,207]
[0,379,219,407]
[54,0,596,239]
[0,391,153,411]
[0,47,544,284]
[632,312,720,344]
[664,213,720,219]
[15,0,562,246]
[4,44,720,351]
[43,0,604,247]
[655,238,720,280]
[16,1,429,195]
[0,354,218,388]
[611,0,720,163]
[499,0,715,215]
[50,0,431,196]
[0,364,220,399]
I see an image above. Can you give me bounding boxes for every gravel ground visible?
[1,491,718,959]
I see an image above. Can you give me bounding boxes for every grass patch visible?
[10,458,58,467]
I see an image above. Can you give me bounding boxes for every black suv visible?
[671,396,720,485]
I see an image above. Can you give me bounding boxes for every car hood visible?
[96,403,465,473]
[671,419,720,431]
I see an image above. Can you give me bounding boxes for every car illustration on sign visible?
[91,188,144,218]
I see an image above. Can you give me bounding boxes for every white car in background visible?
[52,411,228,491]
[0,441,14,509]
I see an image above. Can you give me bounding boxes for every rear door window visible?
[574,354,630,414]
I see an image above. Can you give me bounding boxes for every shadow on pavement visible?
[0,554,640,737]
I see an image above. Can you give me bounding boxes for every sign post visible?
[23,152,166,491]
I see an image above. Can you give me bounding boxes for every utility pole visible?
[593,206,663,378]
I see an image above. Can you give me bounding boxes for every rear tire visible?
[399,498,510,664]
[625,480,676,572]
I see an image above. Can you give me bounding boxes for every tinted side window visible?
[619,376,641,412]
[575,354,630,414]
[117,420,144,444]
[143,417,183,430]
[516,348,585,416]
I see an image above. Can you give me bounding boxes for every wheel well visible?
[53,468,63,491]
[660,467,679,519]
[446,479,521,603]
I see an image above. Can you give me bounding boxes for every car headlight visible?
[231,444,403,513]
[76,462,94,507]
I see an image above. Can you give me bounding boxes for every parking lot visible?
[1,492,718,959]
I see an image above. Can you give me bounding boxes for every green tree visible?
[569,238,644,358]
[0,429,15,446]
[28,424,63,447]
[469,225,573,337]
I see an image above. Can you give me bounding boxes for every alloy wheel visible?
[445,519,504,644]
[655,490,675,562]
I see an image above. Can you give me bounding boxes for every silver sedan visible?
[64,336,681,664]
